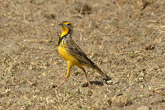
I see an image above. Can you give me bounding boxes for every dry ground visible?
[0,0,165,110]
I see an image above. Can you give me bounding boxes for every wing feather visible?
[65,38,94,66]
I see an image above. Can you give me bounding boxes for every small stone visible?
[137,106,149,110]
[145,45,155,50]
[106,80,113,85]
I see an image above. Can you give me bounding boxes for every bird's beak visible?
[59,23,64,26]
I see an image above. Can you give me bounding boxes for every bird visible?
[57,21,110,88]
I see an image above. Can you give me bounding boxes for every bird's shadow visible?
[82,80,104,87]
[52,81,104,88]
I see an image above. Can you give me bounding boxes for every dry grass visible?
[0,0,165,110]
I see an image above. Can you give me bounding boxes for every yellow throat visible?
[61,26,70,37]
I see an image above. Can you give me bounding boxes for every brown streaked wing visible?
[65,38,94,66]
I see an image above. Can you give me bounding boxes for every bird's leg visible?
[57,61,72,88]
[78,66,91,87]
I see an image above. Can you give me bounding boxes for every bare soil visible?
[0,0,165,110]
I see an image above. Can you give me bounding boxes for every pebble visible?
[137,106,149,110]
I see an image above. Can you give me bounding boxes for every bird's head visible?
[59,21,73,37]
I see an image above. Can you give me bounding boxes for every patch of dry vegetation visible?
[0,0,165,110]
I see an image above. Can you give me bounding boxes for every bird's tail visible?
[92,64,111,81]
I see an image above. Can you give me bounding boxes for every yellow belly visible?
[58,45,80,66]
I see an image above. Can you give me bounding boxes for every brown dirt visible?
[0,0,165,110]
